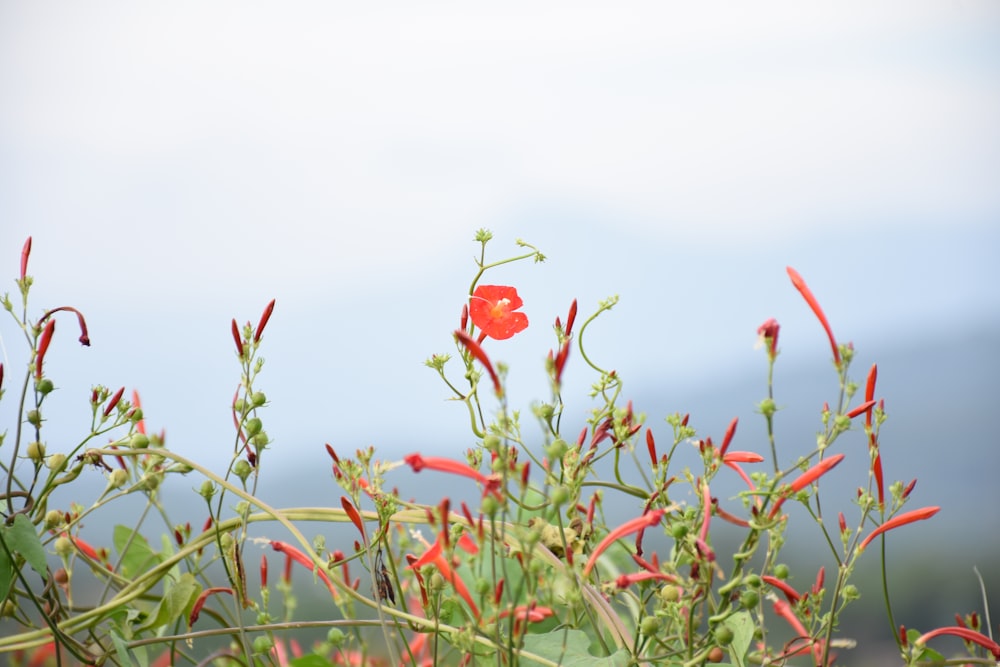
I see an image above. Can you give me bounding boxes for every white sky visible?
[1,2,998,470]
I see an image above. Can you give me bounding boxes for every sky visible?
[1,3,999,479]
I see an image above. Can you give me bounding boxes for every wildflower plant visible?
[0,231,995,666]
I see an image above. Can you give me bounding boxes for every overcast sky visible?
[1,3,999,474]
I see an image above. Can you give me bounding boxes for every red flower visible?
[768,454,845,519]
[583,509,665,576]
[757,318,780,361]
[786,267,840,366]
[915,625,1000,659]
[404,453,502,499]
[858,506,940,551]
[469,285,528,340]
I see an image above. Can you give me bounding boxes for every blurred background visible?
[2,2,999,663]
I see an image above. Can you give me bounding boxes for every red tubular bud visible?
[20,236,32,281]
[494,578,504,604]
[680,413,689,427]
[902,478,917,499]
[565,299,578,337]
[254,299,276,343]
[838,512,847,534]
[260,555,268,588]
[103,387,125,417]
[719,417,738,457]
[231,319,244,358]
[645,429,657,467]
[460,304,468,330]
[36,319,56,379]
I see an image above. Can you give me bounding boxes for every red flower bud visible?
[231,319,244,358]
[253,299,276,343]
[20,236,32,281]
[36,319,56,380]
[103,386,125,417]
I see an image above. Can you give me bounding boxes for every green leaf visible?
[5,514,48,578]
[520,629,630,667]
[137,572,201,633]
[722,611,754,667]
[0,538,13,602]
[113,525,162,578]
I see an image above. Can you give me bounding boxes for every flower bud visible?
[36,378,54,395]
[244,418,263,436]
[757,398,776,418]
[54,536,73,558]
[234,459,252,481]
[327,628,346,646]
[199,480,217,500]
[714,625,734,646]
[27,441,46,463]
[251,636,274,655]
[46,453,67,472]
[251,391,267,407]
[640,615,662,636]
[109,469,129,489]
[841,584,860,601]
[773,563,790,580]
[250,432,269,448]
[44,510,65,530]
[26,409,42,427]
[130,433,150,449]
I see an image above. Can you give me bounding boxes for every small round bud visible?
[130,408,144,423]
[130,433,150,449]
[244,418,263,436]
[26,409,42,427]
[233,398,246,413]
[428,572,446,594]
[758,398,776,419]
[36,378,54,395]
[44,510,64,530]
[54,536,73,558]
[251,391,267,407]
[199,480,217,500]
[251,636,274,655]
[327,628,345,646]
[109,469,129,489]
[714,625,734,646]
[740,590,760,609]
[537,403,554,420]
[474,577,491,596]
[707,646,725,663]
[234,459,252,481]
[219,532,234,551]
[250,432,269,448]
[743,574,762,588]
[658,585,680,603]
[640,615,662,636]
[550,486,570,506]
[46,453,67,472]
[480,494,500,516]
[27,441,46,463]
[670,523,689,539]
[1,600,15,617]
[773,563,790,580]
[482,434,501,451]
[139,472,161,491]
[841,584,860,601]
[546,438,568,460]
[53,568,69,586]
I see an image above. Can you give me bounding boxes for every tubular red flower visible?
[189,587,233,626]
[845,400,877,419]
[714,503,751,528]
[769,454,846,519]
[35,319,56,380]
[404,453,502,499]
[565,299,578,337]
[20,236,32,281]
[407,536,480,619]
[254,299,276,343]
[858,506,940,551]
[103,386,125,417]
[583,509,665,576]
[722,451,764,464]
[864,363,878,428]
[698,482,712,541]
[454,329,502,395]
[763,575,801,603]
[773,599,824,664]
[41,306,91,346]
[915,626,1000,659]
[469,285,528,340]
[645,429,657,467]
[271,541,340,601]
[719,417,739,457]
[231,319,244,358]
[786,267,840,365]
[757,318,780,360]
[872,451,885,509]
[341,496,366,539]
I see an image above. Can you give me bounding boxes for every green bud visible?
[233,398,246,413]
[234,459,252,481]
[26,409,42,427]
[670,523,689,539]
[251,391,266,407]
[429,572,446,594]
[758,398,777,418]
[740,590,760,609]
[480,494,500,516]
[833,414,851,433]
[139,472,161,491]
[36,378,54,395]
[251,636,274,655]
[841,584,860,601]
[27,441,46,463]
[54,536,73,558]
[130,433,150,449]
[475,577,491,596]
[537,403,555,420]
[658,585,680,603]
[482,434,501,451]
[199,480,216,500]
[550,485,570,506]
[244,418,263,436]
[1,600,15,617]
[130,408,143,423]
[714,624,734,646]
[773,563,790,580]
[219,532,234,551]
[744,574,762,588]
[250,432,269,448]
[109,469,129,489]
[640,615,662,636]
[326,628,345,646]
[44,510,65,530]
[546,438,568,460]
